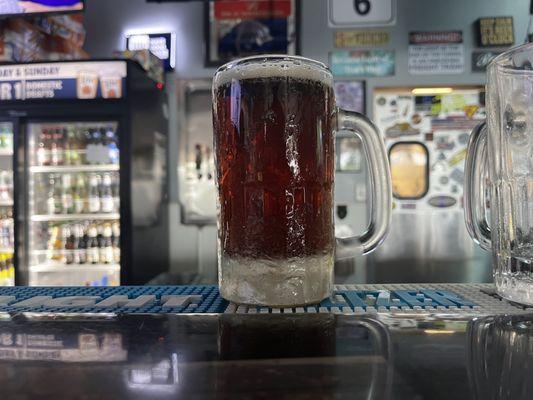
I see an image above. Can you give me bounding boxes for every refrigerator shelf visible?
[0,150,13,156]
[0,201,13,207]
[31,213,120,222]
[0,248,13,253]
[30,164,120,173]
[30,264,120,273]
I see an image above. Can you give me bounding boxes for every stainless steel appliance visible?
[369,86,491,283]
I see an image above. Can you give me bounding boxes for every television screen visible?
[0,0,83,16]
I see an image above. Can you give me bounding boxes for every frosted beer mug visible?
[465,43,533,306]
[213,55,392,306]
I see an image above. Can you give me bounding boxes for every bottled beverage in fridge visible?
[101,223,114,264]
[50,225,65,263]
[51,128,65,166]
[37,129,51,166]
[106,127,119,164]
[74,174,87,214]
[87,224,99,264]
[100,173,114,213]
[47,175,63,215]
[78,223,88,264]
[61,174,75,214]
[0,172,11,202]
[112,221,120,264]
[65,127,81,166]
[64,225,74,264]
[88,174,101,213]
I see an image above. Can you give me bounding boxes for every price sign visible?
[328,0,396,27]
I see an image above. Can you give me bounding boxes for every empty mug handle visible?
[464,122,491,251]
[335,109,392,257]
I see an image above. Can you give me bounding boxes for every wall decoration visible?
[373,86,486,211]
[476,17,514,47]
[334,30,389,47]
[472,50,502,72]
[334,80,365,113]
[328,0,396,28]
[330,50,395,77]
[408,31,464,75]
[205,0,300,67]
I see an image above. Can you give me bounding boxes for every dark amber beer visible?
[213,56,392,306]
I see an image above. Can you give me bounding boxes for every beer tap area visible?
[0,0,533,399]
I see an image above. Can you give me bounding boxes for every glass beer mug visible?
[465,44,533,306]
[212,55,392,306]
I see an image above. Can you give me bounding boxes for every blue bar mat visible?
[0,286,477,314]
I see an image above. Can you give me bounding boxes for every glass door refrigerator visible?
[0,122,14,286]
[27,121,121,286]
[0,60,169,286]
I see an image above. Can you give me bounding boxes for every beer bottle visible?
[65,127,80,166]
[52,175,63,214]
[74,174,87,214]
[112,221,120,264]
[106,127,119,165]
[37,129,49,166]
[97,223,106,264]
[100,174,114,213]
[78,223,88,264]
[64,225,74,264]
[103,224,113,264]
[88,174,101,213]
[51,225,64,262]
[61,174,75,214]
[47,175,56,215]
[111,174,120,212]
[87,224,99,264]
[51,128,64,166]
[78,127,88,164]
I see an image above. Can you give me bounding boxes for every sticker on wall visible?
[334,81,365,113]
[334,30,390,47]
[472,50,502,72]
[476,17,514,47]
[408,31,464,75]
[330,50,395,77]
[328,0,396,28]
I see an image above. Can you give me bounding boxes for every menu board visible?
[0,61,127,101]
[0,0,84,16]
[373,87,486,211]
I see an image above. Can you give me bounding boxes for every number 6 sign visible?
[328,0,396,27]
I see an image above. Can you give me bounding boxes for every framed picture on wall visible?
[334,80,366,114]
[204,0,301,67]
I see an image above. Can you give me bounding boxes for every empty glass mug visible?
[212,55,392,306]
[465,43,533,305]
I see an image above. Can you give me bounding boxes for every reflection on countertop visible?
[0,312,530,399]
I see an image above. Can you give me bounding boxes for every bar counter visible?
[0,284,530,399]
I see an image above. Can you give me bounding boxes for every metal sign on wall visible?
[476,17,514,47]
[334,30,390,47]
[408,31,465,75]
[328,0,396,27]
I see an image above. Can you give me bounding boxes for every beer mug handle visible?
[336,109,392,256]
[464,122,492,251]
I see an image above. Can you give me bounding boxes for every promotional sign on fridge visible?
[0,60,169,287]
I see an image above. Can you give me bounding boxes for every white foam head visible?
[213,55,333,89]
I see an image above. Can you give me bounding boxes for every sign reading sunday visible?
[0,61,127,101]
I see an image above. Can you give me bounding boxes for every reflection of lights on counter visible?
[411,87,453,95]
[424,329,456,335]
[127,353,179,394]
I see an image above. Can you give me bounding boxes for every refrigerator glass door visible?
[0,122,14,286]
[27,122,120,286]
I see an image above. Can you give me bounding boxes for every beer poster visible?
[205,0,300,66]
